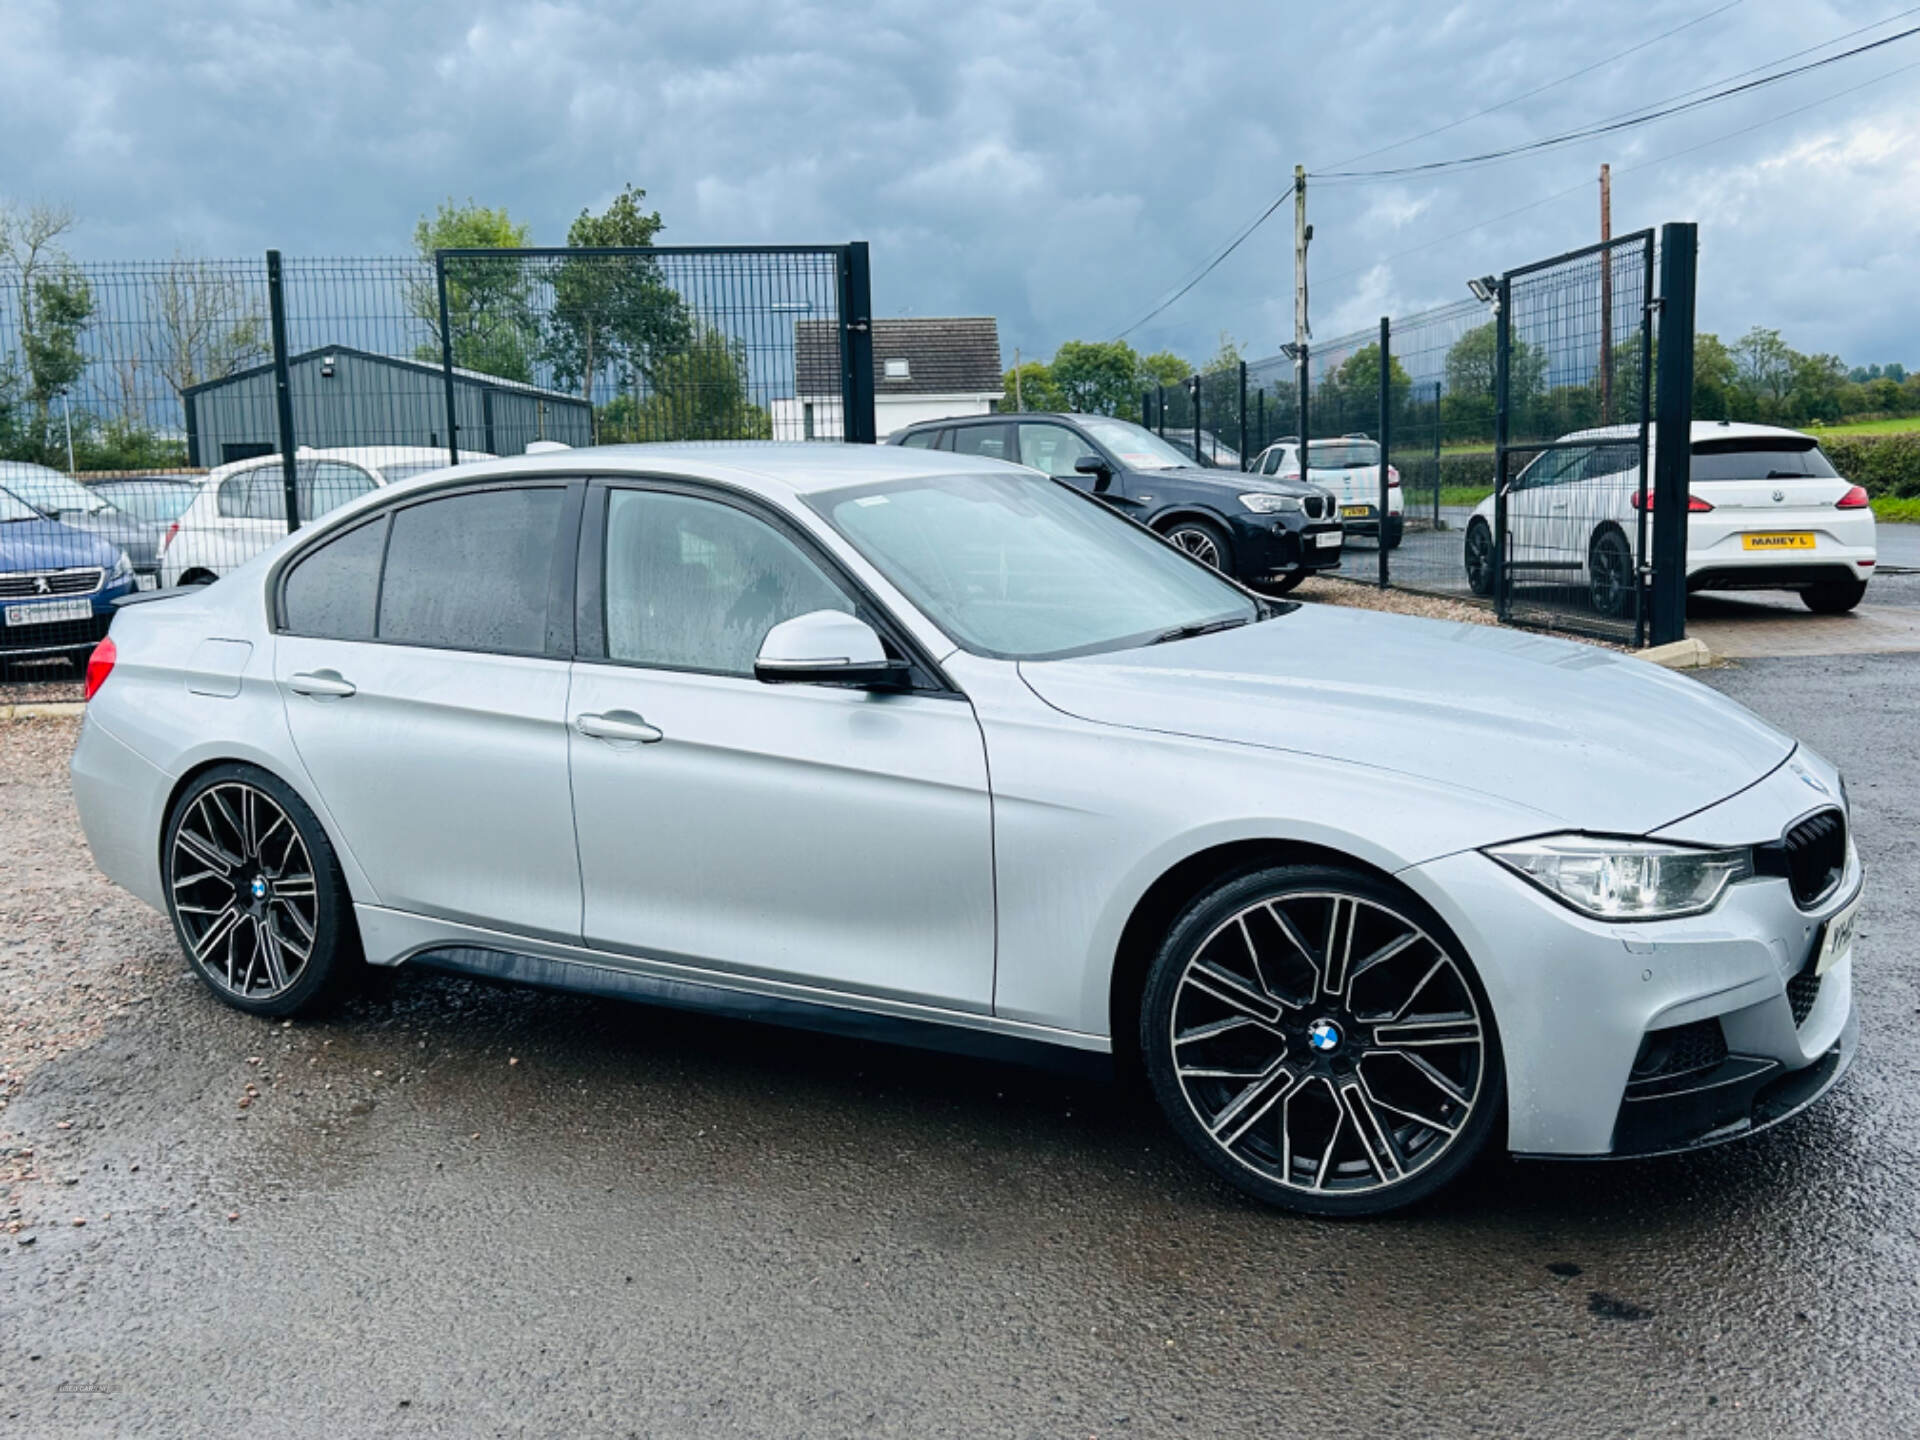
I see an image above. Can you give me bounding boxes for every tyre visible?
[1464,519,1495,597]
[1163,518,1233,574]
[163,763,364,1018]
[1141,864,1503,1216]
[1263,570,1309,595]
[1383,516,1404,551]
[1802,576,1867,614]
[1588,527,1635,619]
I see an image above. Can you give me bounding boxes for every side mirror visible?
[754,610,911,689]
[1073,454,1113,492]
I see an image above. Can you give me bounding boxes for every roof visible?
[369,441,1031,503]
[180,344,592,406]
[1551,421,1818,445]
[795,318,1003,397]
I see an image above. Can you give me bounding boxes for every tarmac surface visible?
[3,655,1918,1438]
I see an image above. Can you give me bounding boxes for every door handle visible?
[1551,502,1569,511]
[575,710,664,744]
[288,669,356,698]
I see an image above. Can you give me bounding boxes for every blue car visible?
[1,485,137,657]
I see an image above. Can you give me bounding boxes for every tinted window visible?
[1691,439,1839,481]
[1260,448,1285,476]
[951,425,1010,461]
[282,517,387,640]
[898,430,938,450]
[378,487,563,653]
[1018,423,1100,478]
[603,489,850,676]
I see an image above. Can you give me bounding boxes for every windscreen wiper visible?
[1150,616,1252,645]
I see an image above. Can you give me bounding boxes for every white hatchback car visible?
[159,447,490,586]
[1249,436,1404,547]
[1463,422,1876,615]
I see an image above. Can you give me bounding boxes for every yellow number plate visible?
[1742,532,1815,551]
[1341,504,1373,519]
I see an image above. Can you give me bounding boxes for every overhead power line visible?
[1314,23,1920,180]
[1111,180,1298,341]
[1319,0,1748,172]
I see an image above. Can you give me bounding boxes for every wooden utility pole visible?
[1293,164,1310,457]
[1599,163,1613,424]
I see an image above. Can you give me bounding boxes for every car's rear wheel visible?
[1802,576,1868,614]
[1141,864,1503,1216]
[1464,519,1495,596]
[1164,518,1233,574]
[1589,527,1635,618]
[163,763,363,1017]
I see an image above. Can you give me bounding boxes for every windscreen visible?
[810,471,1260,661]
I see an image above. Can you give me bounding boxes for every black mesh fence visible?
[1,245,865,681]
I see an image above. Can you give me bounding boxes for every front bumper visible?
[0,576,135,654]
[1401,759,1861,1157]
[1226,513,1344,582]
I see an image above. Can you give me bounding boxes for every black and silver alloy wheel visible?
[1144,866,1501,1215]
[1165,520,1230,572]
[1589,528,1634,619]
[164,764,361,1017]
[1464,518,1495,597]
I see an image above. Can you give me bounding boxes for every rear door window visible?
[898,430,938,450]
[377,486,565,654]
[281,516,388,640]
[951,424,1012,461]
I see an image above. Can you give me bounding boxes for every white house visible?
[773,317,1004,441]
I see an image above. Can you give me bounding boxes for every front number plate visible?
[1314,530,1343,548]
[1341,504,1373,519]
[1814,891,1861,976]
[1743,532,1816,551]
[4,598,94,626]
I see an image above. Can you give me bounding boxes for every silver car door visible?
[275,481,584,942]
[566,482,996,1011]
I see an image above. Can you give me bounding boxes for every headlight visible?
[1484,834,1753,920]
[110,551,133,580]
[1239,492,1303,515]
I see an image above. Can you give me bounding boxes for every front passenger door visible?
[566,482,996,1011]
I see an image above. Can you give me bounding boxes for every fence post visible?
[1237,361,1249,471]
[1431,381,1441,529]
[1188,375,1202,465]
[265,250,301,535]
[1492,277,1511,619]
[1378,317,1391,589]
[1141,391,1151,428]
[1156,387,1166,437]
[837,242,877,443]
[1649,222,1698,647]
[434,252,460,466]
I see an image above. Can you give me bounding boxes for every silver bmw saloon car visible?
[69,443,1860,1215]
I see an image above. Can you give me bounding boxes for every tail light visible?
[1387,465,1401,490]
[84,636,117,702]
[1630,492,1714,513]
[160,522,180,553]
[1836,485,1870,510]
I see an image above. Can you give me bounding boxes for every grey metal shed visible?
[181,345,594,467]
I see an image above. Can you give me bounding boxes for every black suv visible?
[889,413,1343,592]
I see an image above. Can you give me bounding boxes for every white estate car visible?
[1249,436,1404,547]
[159,447,490,587]
[1463,422,1876,616]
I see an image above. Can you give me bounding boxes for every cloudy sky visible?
[4,0,1916,370]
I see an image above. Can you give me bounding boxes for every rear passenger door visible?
[275,480,586,942]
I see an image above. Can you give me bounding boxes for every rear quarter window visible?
[281,517,388,640]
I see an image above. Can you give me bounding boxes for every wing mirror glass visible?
[754,610,911,689]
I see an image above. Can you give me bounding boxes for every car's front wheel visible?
[1163,518,1233,574]
[1141,864,1503,1216]
[163,763,363,1017]
[1802,575,1868,614]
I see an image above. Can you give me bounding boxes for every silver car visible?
[70,444,1860,1215]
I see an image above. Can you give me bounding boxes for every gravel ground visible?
[3,662,1919,1437]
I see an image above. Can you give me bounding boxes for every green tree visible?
[1048,339,1142,415]
[1002,359,1064,412]
[1137,350,1190,391]
[1203,332,1244,374]
[1730,326,1798,410]
[409,198,537,383]
[1788,351,1848,424]
[604,323,770,441]
[1439,322,1543,441]
[2,200,95,464]
[1691,332,1739,421]
[543,184,691,401]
